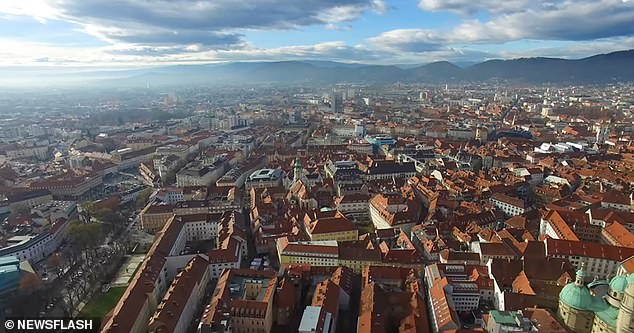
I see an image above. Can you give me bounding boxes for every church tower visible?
[558,265,595,333]
[293,157,303,184]
[596,122,611,144]
[617,274,634,333]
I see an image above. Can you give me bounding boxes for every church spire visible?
[293,156,303,183]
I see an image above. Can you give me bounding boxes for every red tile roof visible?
[542,210,580,241]
[545,237,634,261]
[522,308,567,333]
[428,277,460,331]
[148,255,208,333]
[305,214,358,235]
[602,221,634,248]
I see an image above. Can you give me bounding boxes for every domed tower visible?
[558,268,596,333]
[617,274,634,333]
[588,274,626,333]
[607,273,628,307]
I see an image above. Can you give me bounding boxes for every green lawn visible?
[79,287,126,319]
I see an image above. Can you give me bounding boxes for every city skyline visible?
[2,2,634,332]
[1,0,634,67]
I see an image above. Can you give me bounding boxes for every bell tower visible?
[293,157,303,184]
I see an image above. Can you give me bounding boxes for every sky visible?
[0,0,633,67]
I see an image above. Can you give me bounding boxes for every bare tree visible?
[79,202,95,223]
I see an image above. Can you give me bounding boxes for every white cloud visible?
[0,39,381,67]
[496,37,634,59]
[325,23,353,31]
[0,1,60,21]
[453,0,634,42]
[368,29,444,52]
[0,0,632,66]
[371,0,388,14]
[418,0,534,15]
[373,0,634,51]
[0,0,385,47]
[0,0,396,66]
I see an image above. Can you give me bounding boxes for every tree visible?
[163,170,177,185]
[48,252,64,275]
[135,187,153,209]
[63,287,80,316]
[67,220,103,259]
[94,208,114,221]
[93,207,127,234]
[20,272,41,295]
[79,202,95,223]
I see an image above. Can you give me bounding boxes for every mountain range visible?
[119,49,634,86]
[2,49,633,88]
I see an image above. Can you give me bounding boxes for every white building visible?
[5,145,49,160]
[544,238,634,279]
[245,168,284,190]
[155,188,185,204]
[176,164,225,187]
[0,218,69,263]
[489,193,525,217]
[298,306,335,333]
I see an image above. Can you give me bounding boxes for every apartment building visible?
[544,238,634,279]
[102,211,246,333]
[0,218,69,263]
[29,173,102,199]
[148,255,210,333]
[197,269,277,333]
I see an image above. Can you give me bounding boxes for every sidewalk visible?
[111,254,145,287]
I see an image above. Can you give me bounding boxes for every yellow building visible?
[276,236,423,274]
[173,200,211,216]
[140,203,175,232]
[303,209,359,242]
[276,238,339,267]
[336,259,366,273]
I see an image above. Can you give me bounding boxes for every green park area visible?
[79,287,126,319]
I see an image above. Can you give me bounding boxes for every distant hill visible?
[411,61,462,81]
[2,49,633,88]
[127,49,634,85]
[463,50,634,82]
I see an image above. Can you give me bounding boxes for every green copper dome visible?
[628,273,634,285]
[560,282,594,310]
[609,275,628,294]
